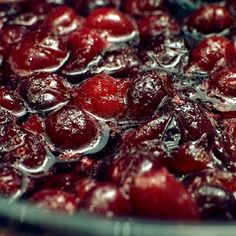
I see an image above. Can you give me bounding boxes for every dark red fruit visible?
[19,73,70,111]
[138,12,180,42]
[42,6,84,35]
[127,71,173,119]
[187,5,234,34]
[22,114,44,134]
[124,0,168,16]
[75,178,97,200]
[9,29,68,76]
[188,36,236,73]
[45,105,100,150]
[30,189,77,214]
[0,165,22,197]
[79,182,130,217]
[130,168,199,220]
[209,67,236,97]
[86,7,137,37]
[73,73,129,118]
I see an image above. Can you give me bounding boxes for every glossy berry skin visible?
[73,73,129,118]
[138,12,180,42]
[79,182,130,217]
[9,29,68,76]
[0,165,22,197]
[42,6,84,36]
[130,168,199,220]
[127,71,173,119]
[86,7,137,37]
[45,105,100,150]
[209,67,236,97]
[187,5,234,34]
[19,73,70,112]
[30,189,77,214]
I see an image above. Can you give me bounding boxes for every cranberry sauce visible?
[1,0,236,222]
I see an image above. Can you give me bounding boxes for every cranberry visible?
[209,67,236,97]
[79,182,130,217]
[75,178,97,200]
[72,73,129,118]
[45,105,100,150]
[188,36,236,73]
[186,5,234,34]
[130,168,199,220]
[0,165,22,197]
[30,189,77,214]
[138,12,180,42]
[123,0,168,16]
[42,6,84,36]
[22,114,45,134]
[86,8,137,38]
[9,12,39,27]
[19,73,70,112]
[126,71,173,119]
[9,29,68,76]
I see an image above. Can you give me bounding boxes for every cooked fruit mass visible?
[2,0,236,221]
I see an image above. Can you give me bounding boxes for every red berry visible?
[19,73,70,112]
[86,7,137,37]
[42,6,84,35]
[0,165,22,197]
[79,182,130,217]
[75,178,97,200]
[73,73,129,118]
[9,29,68,76]
[189,36,236,73]
[187,5,234,34]
[130,168,199,220]
[45,105,100,150]
[30,189,77,214]
[22,114,44,134]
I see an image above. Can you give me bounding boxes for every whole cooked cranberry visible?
[209,67,236,97]
[9,29,68,76]
[123,0,168,16]
[195,185,236,220]
[73,0,121,16]
[130,168,199,220]
[126,71,173,119]
[0,165,22,197]
[19,73,70,112]
[45,105,100,150]
[72,73,129,118]
[138,12,180,42]
[86,8,137,38]
[30,189,77,214]
[186,5,234,34]
[22,114,44,134]
[174,100,214,141]
[79,182,130,217]
[188,36,236,73]
[170,142,213,174]
[42,6,84,36]
[0,86,25,116]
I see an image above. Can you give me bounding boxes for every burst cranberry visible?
[30,189,77,214]
[138,12,180,42]
[187,5,234,34]
[86,8,137,37]
[209,67,236,97]
[22,114,44,134]
[124,0,168,16]
[73,73,129,118]
[42,6,84,36]
[127,71,173,119]
[0,165,22,197]
[130,168,199,220]
[9,29,68,76]
[45,105,100,150]
[188,36,236,73]
[79,183,130,217]
[19,73,70,112]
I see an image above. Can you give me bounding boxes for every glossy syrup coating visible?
[1,0,236,222]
